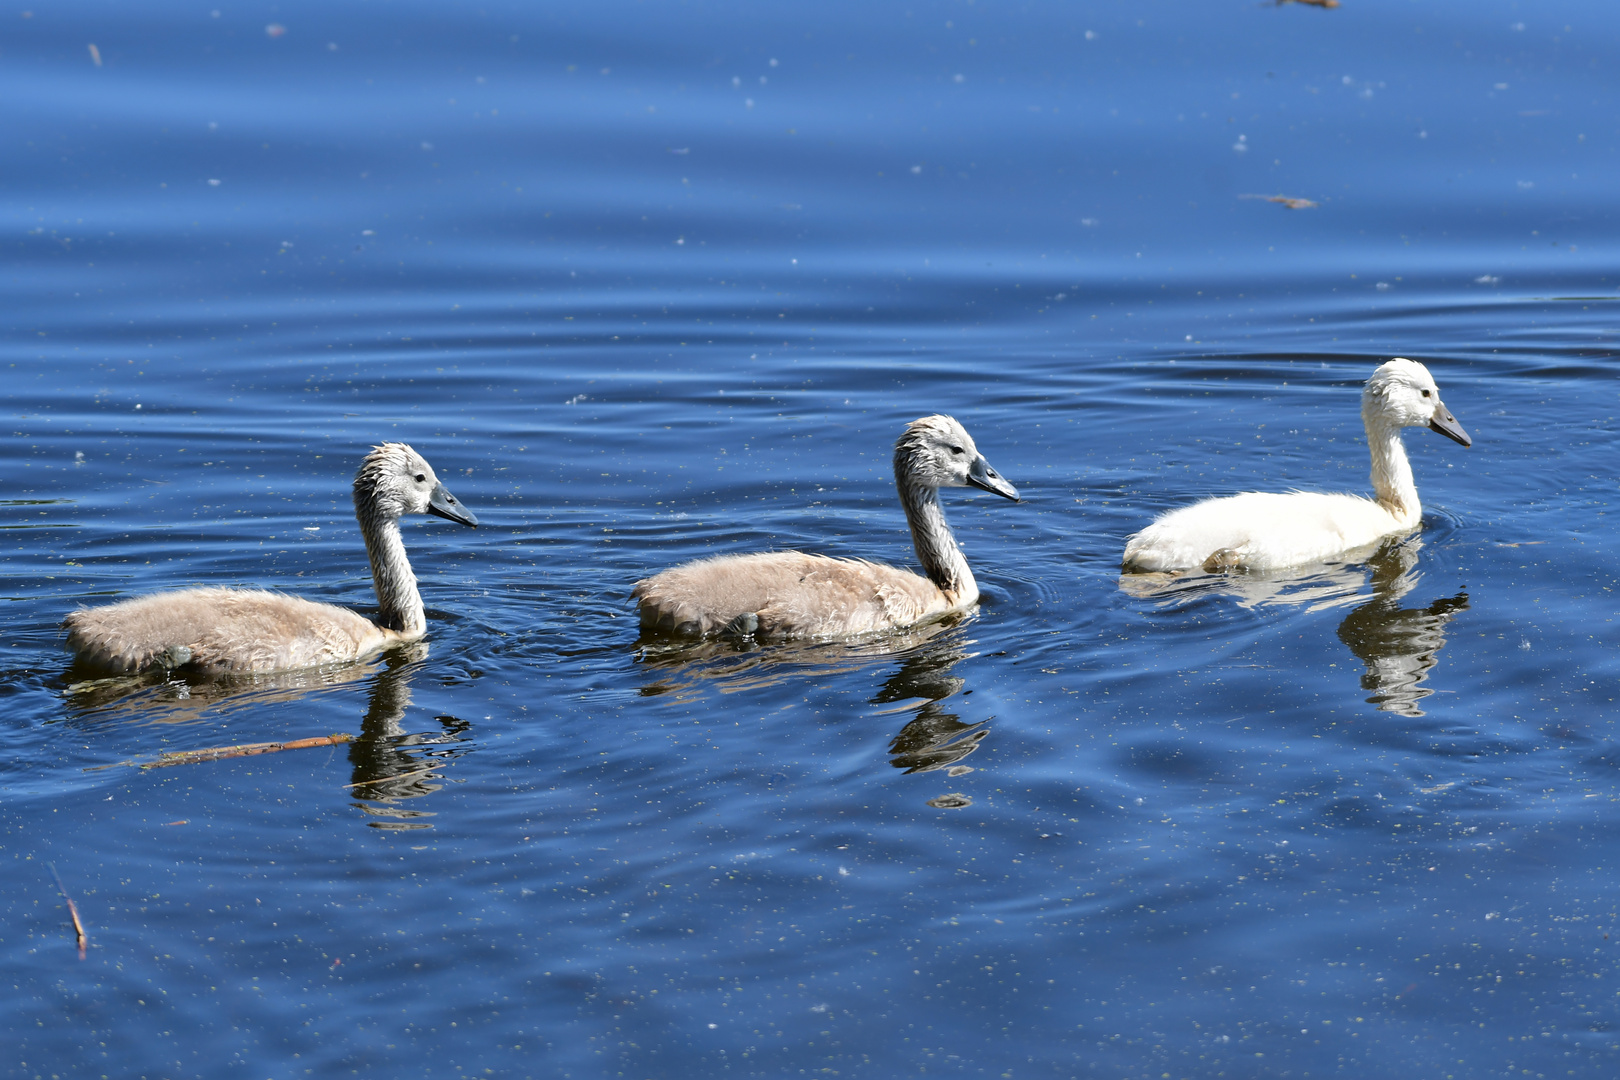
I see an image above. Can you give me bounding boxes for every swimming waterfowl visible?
[62,442,478,674]
[633,414,1020,638]
[1121,358,1470,573]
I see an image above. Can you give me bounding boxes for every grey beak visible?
[967,455,1020,502]
[1428,401,1472,448]
[427,481,479,527]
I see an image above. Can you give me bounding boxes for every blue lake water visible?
[4,1,1620,1076]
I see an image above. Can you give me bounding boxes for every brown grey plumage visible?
[632,415,1020,639]
[61,443,478,675]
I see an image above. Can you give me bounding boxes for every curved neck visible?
[897,480,977,604]
[1367,418,1420,527]
[359,511,425,636]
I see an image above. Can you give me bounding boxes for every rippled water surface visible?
[6,1,1620,1077]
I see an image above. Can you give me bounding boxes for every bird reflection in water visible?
[1119,534,1467,715]
[873,637,987,774]
[1335,540,1468,717]
[635,616,991,778]
[345,644,472,829]
[64,642,470,826]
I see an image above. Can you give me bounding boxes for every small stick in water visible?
[48,863,88,959]
[142,733,355,769]
[83,733,354,773]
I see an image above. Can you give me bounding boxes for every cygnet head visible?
[894,415,1020,501]
[1362,358,1471,447]
[353,442,480,526]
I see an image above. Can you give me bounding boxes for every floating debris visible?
[947,765,974,777]
[86,732,354,771]
[1274,0,1339,8]
[927,793,973,809]
[1240,193,1318,209]
[87,43,101,67]
[48,863,88,959]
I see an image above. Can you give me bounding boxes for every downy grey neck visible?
[358,505,425,636]
[897,480,977,603]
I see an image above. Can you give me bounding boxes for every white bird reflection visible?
[1119,535,1467,716]
[1335,542,1468,717]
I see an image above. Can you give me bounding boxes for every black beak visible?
[427,482,479,527]
[1428,401,1472,448]
[967,455,1020,502]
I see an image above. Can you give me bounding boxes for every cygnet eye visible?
[1420,389,1431,398]
[949,445,965,456]
[414,473,427,483]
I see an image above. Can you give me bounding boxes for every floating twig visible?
[143,733,354,767]
[1240,193,1319,209]
[48,863,88,959]
[85,733,354,772]
[1274,0,1339,8]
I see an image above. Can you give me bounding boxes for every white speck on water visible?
[953,73,965,83]
[207,178,221,186]
[1085,29,1096,40]
[362,229,375,236]
[1475,274,1500,284]
[1519,639,1532,650]
[1232,134,1247,153]
[303,526,319,532]
[1376,282,1391,290]
[769,58,778,67]
[810,1004,828,1013]
[420,141,434,151]
[910,164,922,174]
[838,866,851,877]
[744,98,754,108]
[1510,22,1525,31]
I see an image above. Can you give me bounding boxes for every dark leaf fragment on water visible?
[927,793,973,809]
[1239,193,1319,209]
